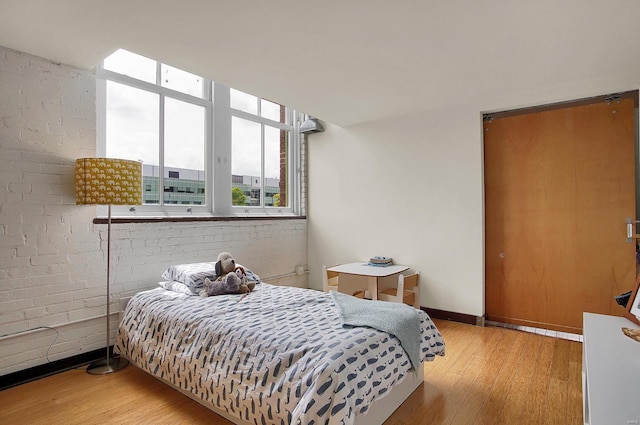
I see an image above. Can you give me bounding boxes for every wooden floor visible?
[0,319,583,425]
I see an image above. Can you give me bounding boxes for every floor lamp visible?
[75,158,142,374]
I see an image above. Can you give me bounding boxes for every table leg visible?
[368,276,378,300]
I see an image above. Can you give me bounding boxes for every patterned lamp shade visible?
[75,158,142,205]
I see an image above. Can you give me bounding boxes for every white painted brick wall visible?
[0,46,308,376]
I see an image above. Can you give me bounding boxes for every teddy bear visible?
[199,252,255,296]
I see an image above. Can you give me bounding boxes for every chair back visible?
[402,272,419,290]
[378,271,420,308]
[322,265,340,292]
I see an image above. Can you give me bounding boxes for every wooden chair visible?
[322,265,339,292]
[378,271,420,308]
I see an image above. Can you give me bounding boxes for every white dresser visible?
[582,312,640,425]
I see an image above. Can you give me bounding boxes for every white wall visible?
[307,106,484,316]
[0,46,307,375]
[307,76,640,318]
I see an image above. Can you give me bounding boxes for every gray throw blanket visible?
[330,291,421,370]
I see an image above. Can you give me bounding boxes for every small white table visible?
[327,262,409,300]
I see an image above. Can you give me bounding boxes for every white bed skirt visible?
[125,356,424,425]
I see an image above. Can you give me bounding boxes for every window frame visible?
[96,53,301,217]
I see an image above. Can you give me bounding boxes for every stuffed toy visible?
[214,252,235,279]
[233,264,256,292]
[200,252,255,296]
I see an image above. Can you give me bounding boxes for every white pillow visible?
[158,281,198,295]
[161,262,217,288]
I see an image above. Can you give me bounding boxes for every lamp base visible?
[86,356,129,375]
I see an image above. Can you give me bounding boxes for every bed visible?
[115,274,445,425]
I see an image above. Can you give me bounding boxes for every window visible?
[102,68,205,209]
[230,88,290,208]
[103,50,156,84]
[97,49,301,216]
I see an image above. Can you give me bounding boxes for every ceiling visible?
[2,0,640,127]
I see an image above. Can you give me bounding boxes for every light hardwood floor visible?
[0,319,583,425]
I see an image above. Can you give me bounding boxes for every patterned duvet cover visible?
[115,284,445,425]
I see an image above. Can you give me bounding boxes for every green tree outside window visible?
[232,186,246,205]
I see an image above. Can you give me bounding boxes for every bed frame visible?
[125,357,424,425]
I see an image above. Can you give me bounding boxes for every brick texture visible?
[0,46,308,376]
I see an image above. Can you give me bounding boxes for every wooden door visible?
[484,97,636,333]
